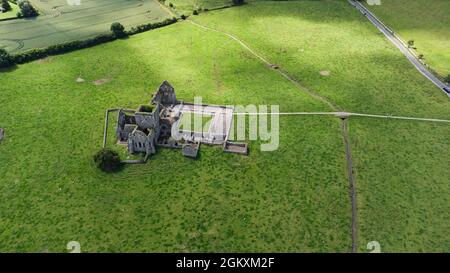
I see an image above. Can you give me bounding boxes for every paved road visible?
[348,0,450,97]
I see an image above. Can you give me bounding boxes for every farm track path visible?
[187,19,340,112]
[341,119,358,252]
[187,18,359,252]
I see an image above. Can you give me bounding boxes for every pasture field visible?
[350,118,450,252]
[194,0,450,251]
[364,0,450,77]
[0,0,171,52]
[0,0,448,252]
[0,21,351,252]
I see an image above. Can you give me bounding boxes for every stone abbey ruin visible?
[115,81,248,162]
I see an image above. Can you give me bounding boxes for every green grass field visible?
[364,0,450,77]
[194,0,450,252]
[0,0,449,252]
[350,118,450,252]
[0,0,171,52]
[0,2,20,20]
[0,20,351,252]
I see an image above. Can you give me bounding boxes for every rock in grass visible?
[76,77,85,83]
[320,70,331,76]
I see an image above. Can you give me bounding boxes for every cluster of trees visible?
[110,22,126,38]
[1,0,11,12]
[0,48,13,68]
[110,18,177,37]
[94,148,122,172]
[17,0,38,18]
[1,0,38,18]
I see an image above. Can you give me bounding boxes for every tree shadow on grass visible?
[0,64,18,73]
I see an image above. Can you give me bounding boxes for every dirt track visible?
[188,18,359,252]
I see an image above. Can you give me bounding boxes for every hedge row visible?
[8,18,178,66]
[127,18,177,35]
[12,34,116,64]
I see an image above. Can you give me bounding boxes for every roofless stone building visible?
[115,81,248,161]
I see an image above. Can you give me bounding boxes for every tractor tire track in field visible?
[187,19,358,252]
[341,118,358,253]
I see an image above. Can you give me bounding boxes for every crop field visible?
[364,0,450,77]
[0,0,171,52]
[0,0,449,252]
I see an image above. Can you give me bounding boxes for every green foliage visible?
[93,148,122,172]
[0,48,13,68]
[110,22,126,38]
[17,0,37,18]
[232,0,244,5]
[445,74,450,84]
[166,0,234,15]
[127,18,177,35]
[1,0,11,11]
[193,9,198,15]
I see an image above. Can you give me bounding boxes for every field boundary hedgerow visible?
[1,18,178,67]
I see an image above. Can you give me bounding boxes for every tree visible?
[0,48,13,68]
[232,0,244,5]
[407,40,414,48]
[445,74,450,84]
[1,0,11,12]
[93,148,122,172]
[17,0,38,18]
[110,22,126,38]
